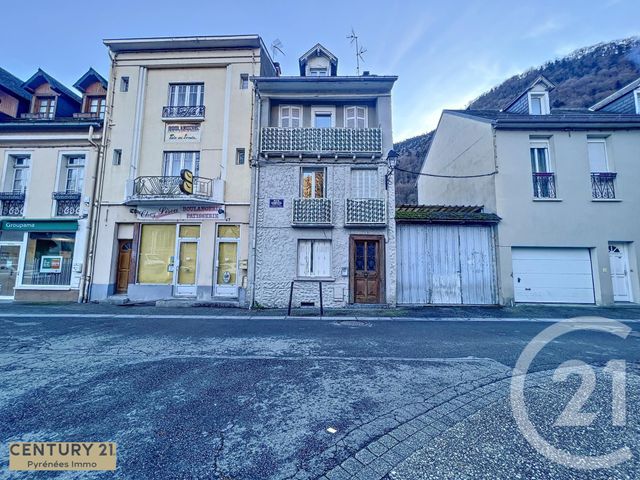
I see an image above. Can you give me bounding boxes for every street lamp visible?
[385,149,399,189]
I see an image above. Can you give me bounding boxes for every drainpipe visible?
[81,49,118,303]
[249,87,262,308]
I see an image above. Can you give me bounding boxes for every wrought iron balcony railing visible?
[346,198,386,225]
[591,172,617,199]
[532,172,556,199]
[73,112,104,119]
[0,191,25,216]
[162,105,205,119]
[132,176,212,199]
[261,127,382,154]
[53,192,81,216]
[21,112,55,120]
[292,198,332,225]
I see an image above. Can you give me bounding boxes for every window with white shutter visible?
[297,240,331,277]
[345,106,367,129]
[280,105,301,128]
[588,139,609,173]
[351,169,378,199]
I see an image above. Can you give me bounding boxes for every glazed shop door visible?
[0,244,21,299]
[174,225,200,297]
[214,225,240,297]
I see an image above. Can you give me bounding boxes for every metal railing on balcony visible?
[591,172,617,199]
[0,191,25,216]
[73,112,104,119]
[161,105,205,119]
[261,127,382,154]
[532,172,556,199]
[346,198,386,225]
[132,176,212,199]
[20,112,54,120]
[53,192,81,216]
[292,198,332,225]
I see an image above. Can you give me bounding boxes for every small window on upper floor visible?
[86,96,106,118]
[6,154,30,193]
[235,148,245,165]
[530,139,556,198]
[635,89,640,114]
[120,77,129,92]
[345,106,368,129]
[528,92,550,115]
[61,155,85,194]
[302,167,325,198]
[240,74,249,90]
[112,149,122,166]
[311,107,335,129]
[35,96,56,118]
[309,67,328,77]
[168,84,204,107]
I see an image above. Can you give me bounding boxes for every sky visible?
[1,0,639,141]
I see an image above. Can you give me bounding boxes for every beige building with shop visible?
[89,35,276,304]
[0,67,106,301]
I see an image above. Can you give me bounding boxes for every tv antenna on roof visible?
[347,28,366,75]
[271,39,285,60]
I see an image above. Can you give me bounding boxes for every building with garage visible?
[249,44,397,308]
[89,35,277,305]
[0,67,106,301]
[417,75,640,305]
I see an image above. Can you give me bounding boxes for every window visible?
[240,74,249,89]
[168,84,204,107]
[120,77,129,92]
[112,149,122,166]
[311,107,335,128]
[297,240,331,277]
[21,232,76,286]
[309,67,328,77]
[528,92,549,115]
[530,140,556,198]
[235,148,245,165]
[280,105,301,128]
[86,96,106,117]
[163,152,200,176]
[345,106,368,129]
[35,97,56,118]
[587,139,609,173]
[8,155,30,193]
[137,224,176,284]
[302,168,325,198]
[62,155,85,193]
[635,89,640,114]
[351,169,378,198]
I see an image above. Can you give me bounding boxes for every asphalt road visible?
[0,306,638,479]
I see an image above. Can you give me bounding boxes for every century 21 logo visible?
[179,169,193,195]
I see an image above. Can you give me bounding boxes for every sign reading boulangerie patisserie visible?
[165,123,201,142]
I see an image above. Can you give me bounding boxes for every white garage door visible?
[512,248,595,303]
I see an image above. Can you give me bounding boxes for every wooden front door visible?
[351,236,384,304]
[116,240,132,294]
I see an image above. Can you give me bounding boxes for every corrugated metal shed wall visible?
[397,224,497,305]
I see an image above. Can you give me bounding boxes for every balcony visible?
[532,172,556,199]
[292,198,332,226]
[261,127,382,155]
[20,112,54,120]
[73,112,104,120]
[0,191,25,216]
[53,192,81,216]
[161,105,205,120]
[345,198,386,226]
[591,172,617,199]
[125,176,223,206]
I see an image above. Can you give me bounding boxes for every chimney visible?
[362,71,370,76]
[274,62,282,77]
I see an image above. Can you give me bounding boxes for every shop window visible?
[179,225,200,238]
[21,232,75,286]
[218,225,240,238]
[137,224,176,284]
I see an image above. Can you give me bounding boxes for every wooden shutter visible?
[298,240,311,276]
[351,169,377,198]
[313,241,331,277]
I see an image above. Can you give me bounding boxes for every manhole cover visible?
[331,320,371,328]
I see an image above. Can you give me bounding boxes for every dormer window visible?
[86,96,106,118]
[309,67,328,77]
[35,96,56,118]
[635,88,640,114]
[528,92,550,115]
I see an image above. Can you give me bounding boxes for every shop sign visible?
[131,205,225,221]
[165,123,201,142]
[40,256,63,274]
[1,220,78,232]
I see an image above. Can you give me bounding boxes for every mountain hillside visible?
[394,37,640,205]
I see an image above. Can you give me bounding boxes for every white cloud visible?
[386,17,432,71]
[523,18,563,39]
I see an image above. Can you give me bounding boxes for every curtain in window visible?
[137,225,176,284]
[588,141,608,172]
